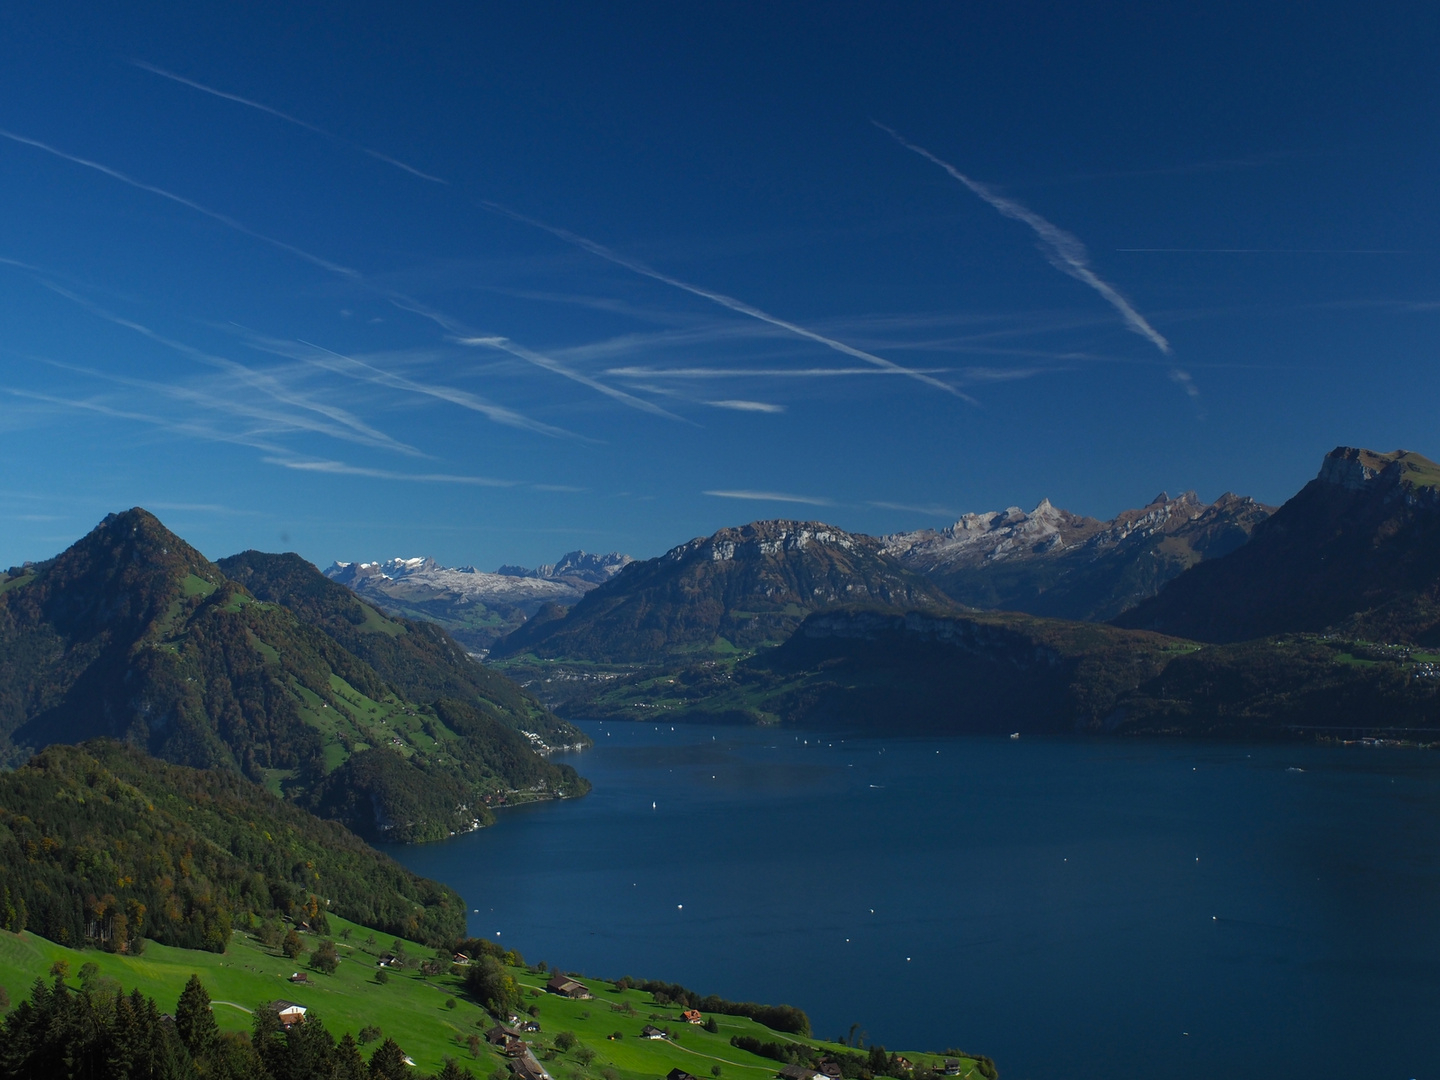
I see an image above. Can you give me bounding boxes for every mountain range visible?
[490,521,953,663]
[882,490,1272,621]
[488,446,1440,742]
[326,550,632,651]
[1115,447,1440,644]
[0,509,588,842]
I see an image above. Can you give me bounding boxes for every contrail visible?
[283,338,585,441]
[874,122,1172,356]
[3,128,669,422]
[130,60,448,184]
[40,282,422,456]
[479,201,974,402]
[458,334,687,422]
[0,127,361,280]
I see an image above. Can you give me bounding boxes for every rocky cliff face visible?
[883,491,1272,621]
[1114,447,1440,643]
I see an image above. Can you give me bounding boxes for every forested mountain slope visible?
[0,510,586,841]
[0,740,464,950]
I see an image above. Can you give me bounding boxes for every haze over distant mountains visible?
[325,550,633,651]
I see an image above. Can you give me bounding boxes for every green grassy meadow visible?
[0,917,986,1079]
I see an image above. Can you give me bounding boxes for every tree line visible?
[0,970,476,1080]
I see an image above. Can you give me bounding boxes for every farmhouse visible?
[287,972,311,985]
[545,974,593,999]
[640,1025,668,1040]
[486,1025,522,1046]
[509,1050,552,1080]
[776,1067,818,1080]
[681,1009,703,1024]
[942,1062,963,1076]
[819,1061,842,1079]
[668,1070,701,1080]
[270,1000,307,1027]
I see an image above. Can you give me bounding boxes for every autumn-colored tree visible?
[282,928,306,959]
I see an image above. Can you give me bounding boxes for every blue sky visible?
[3,2,1439,569]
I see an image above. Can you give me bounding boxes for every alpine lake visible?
[385,721,1440,1080]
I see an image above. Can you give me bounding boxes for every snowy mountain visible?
[881,491,1272,621]
[325,550,633,652]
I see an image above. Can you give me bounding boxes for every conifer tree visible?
[176,974,219,1059]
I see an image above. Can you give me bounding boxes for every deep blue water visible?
[385,723,1440,1080]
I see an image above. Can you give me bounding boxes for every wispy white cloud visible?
[705,399,786,413]
[606,365,951,379]
[237,331,585,440]
[38,286,422,456]
[703,489,834,506]
[263,457,517,486]
[480,201,973,402]
[4,131,692,422]
[457,334,687,421]
[130,60,447,184]
[875,123,1171,357]
[1,385,289,454]
[868,500,959,518]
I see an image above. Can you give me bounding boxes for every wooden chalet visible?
[287,972,311,985]
[776,1067,818,1080]
[640,1025,668,1040]
[545,974,593,1000]
[942,1062,962,1076]
[681,1009,703,1024]
[819,1060,842,1078]
[486,1024,522,1046]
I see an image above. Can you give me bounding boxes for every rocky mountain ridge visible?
[882,490,1273,621]
[491,520,954,662]
[1115,446,1440,643]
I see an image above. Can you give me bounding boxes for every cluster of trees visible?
[0,971,478,1080]
[611,977,810,1036]
[727,1038,996,1080]
[0,741,465,950]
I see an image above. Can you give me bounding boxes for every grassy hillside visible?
[0,921,993,1079]
[218,551,581,749]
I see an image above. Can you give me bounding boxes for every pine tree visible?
[176,974,220,1059]
[368,1037,410,1080]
